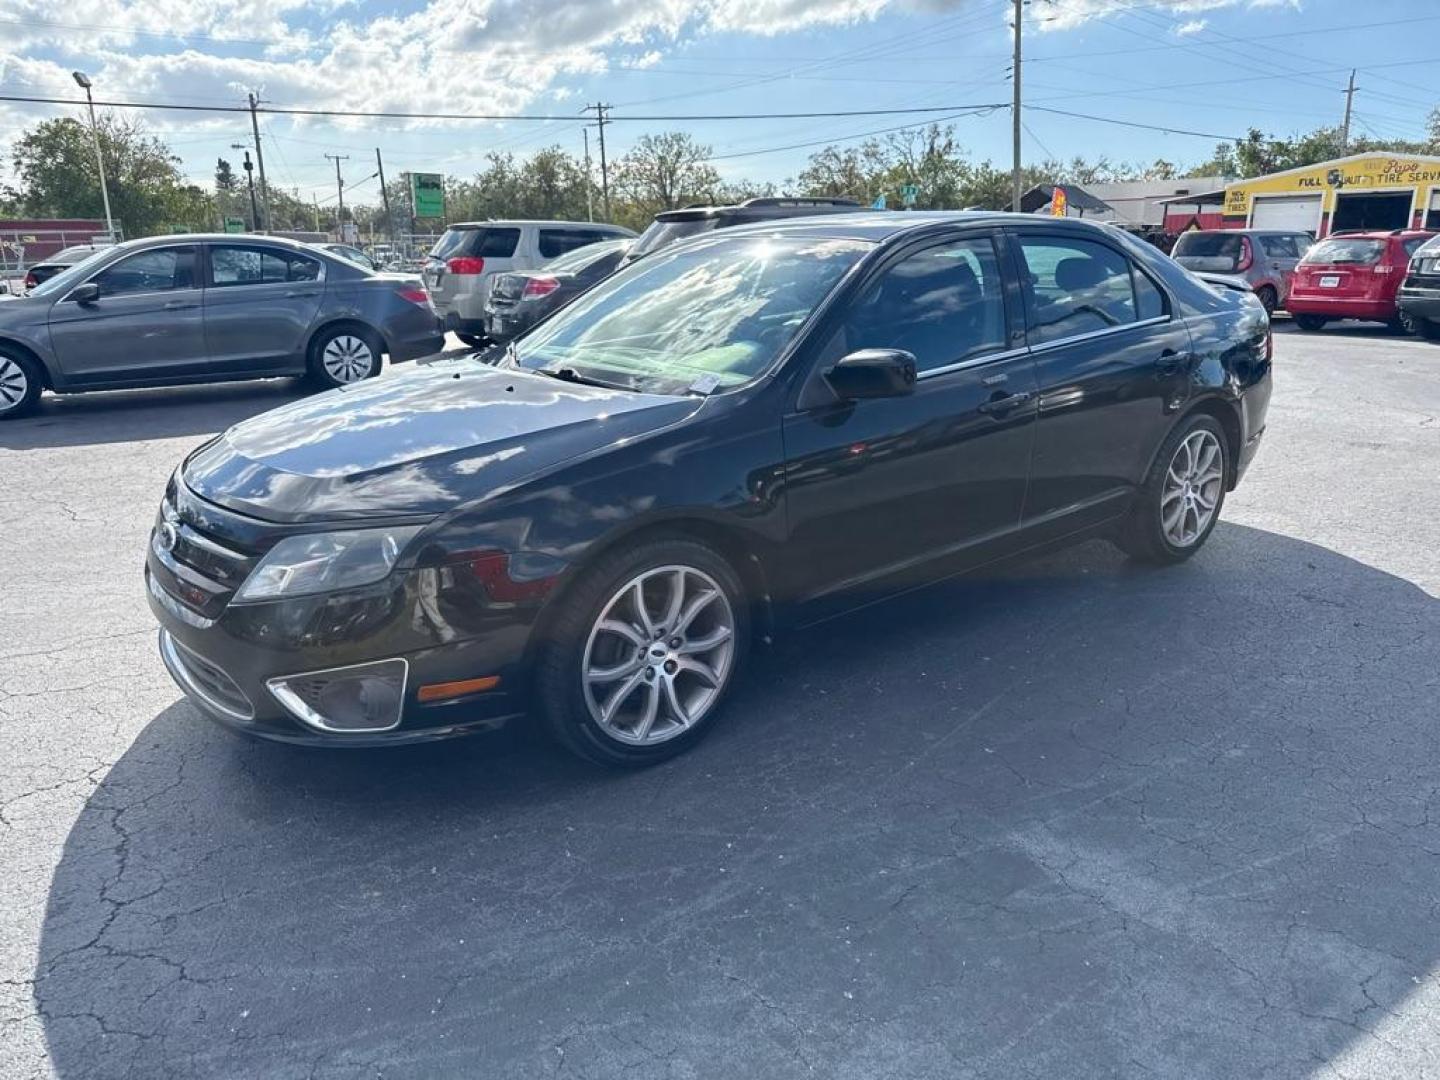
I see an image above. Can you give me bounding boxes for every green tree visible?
[9,114,195,237]
[214,158,237,194]
[612,133,721,226]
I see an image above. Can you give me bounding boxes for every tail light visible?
[395,287,428,306]
[23,271,36,289]
[521,276,560,300]
[446,256,485,275]
[1235,236,1253,273]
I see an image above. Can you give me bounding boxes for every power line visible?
[1025,107,1245,142]
[703,107,1003,162]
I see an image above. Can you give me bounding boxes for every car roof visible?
[447,220,632,231]
[104,233,322,253]
[694,210,1118,244]
[1323,229,1434,240]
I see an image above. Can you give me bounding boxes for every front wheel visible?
[308,325,382,389]
[1115,415,1228,565]
[1293,314,1327,332]
[1415,317,1440,342]
[535,539,748,767]
[0,347,42,420]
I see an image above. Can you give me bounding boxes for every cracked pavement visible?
[1,324,1438,1079]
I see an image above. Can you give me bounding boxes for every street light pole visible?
[71,72,115,241]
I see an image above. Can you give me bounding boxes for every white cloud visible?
[1175,18,1208,34]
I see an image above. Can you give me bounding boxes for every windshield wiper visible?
[535,365,631,391]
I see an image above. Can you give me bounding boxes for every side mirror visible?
[68,283,101,305]
[824,348,917,401]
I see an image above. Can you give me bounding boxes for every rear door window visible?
[211,246,323,286]
[1016,235,1146,344]
[1259,235,1299,258]
[538,229,617,258]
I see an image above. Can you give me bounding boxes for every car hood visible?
[182,356,701,522]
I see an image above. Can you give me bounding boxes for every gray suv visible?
[0,234,442,420]
[1171,229,1313,314]
[423,220,634,345]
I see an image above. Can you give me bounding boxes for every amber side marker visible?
[417,676,501,703]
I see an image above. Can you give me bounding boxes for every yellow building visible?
[1219,153,1440,237]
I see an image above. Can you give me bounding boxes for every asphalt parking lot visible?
[2,324,1438,1079]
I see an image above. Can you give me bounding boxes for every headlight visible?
[234,526,423,603]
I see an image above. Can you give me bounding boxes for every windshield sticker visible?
[689,373,722,395]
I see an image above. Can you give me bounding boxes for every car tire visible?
[1255,285,1278,316]
[1293,314,1327,332]
[0,346,43,421]
[456,332,490,349]
[1416,318,1440,342]
[1115,414,1228,566]
[534,538,749,767]
[307,325,382,389]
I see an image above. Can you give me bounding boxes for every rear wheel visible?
[1255,285,1278,316]
[307,325,381,389]
[0,347,42,421]
[1416,318,1440,342]
[1115,415,1228,565]
[456,332,489,348]
[535,538,748,767]
[1293,314,1327,332]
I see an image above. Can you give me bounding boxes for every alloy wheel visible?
[0,356,28,412]
[1161,429,1223,547]
[582,565,736,745]
[321,335,375,383]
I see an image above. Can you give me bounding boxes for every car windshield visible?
[27,248,115,297]
[628,217,722,259]
[1302,238,1386,265]
[511,235,870,395]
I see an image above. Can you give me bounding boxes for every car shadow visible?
[32,525,1440,1078]
[0,380,308,450]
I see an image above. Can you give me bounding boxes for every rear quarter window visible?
[538,229,619,258]
[431,227,520,260]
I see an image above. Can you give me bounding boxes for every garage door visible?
[1250,194,1322,233]
[1427,190,1440,229]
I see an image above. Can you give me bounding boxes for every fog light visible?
[267,659,408,734]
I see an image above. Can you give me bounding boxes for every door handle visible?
[284,289,318,298]
[1156,349,1188,376]
[978,390,1033,415]
[162,300,196,310]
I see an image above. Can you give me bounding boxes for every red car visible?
[1287,229,1435,331]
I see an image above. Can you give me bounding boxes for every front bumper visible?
[146,528,549,745]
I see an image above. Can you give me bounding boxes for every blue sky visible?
[1,0,1436,207]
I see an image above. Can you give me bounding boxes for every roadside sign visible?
[224,216,246,234]
[410,173,445,219]
[871,194,887,209]
[900,183,919,207]
[1051,187,1068,217]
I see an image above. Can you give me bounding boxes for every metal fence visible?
[0,227,123,277]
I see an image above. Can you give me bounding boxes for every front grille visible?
[161,631,254,720]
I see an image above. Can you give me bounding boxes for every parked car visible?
[1397,234,1440,341]
[621,197,865,267]
[423,221,635,346]
[0,234,442,420]
[483,238,631,343]
[22,245,105,291]
[1170,228,1312,314]
[1286,229,1435,331]
[147,212,1271,764]
[319,243,377,270]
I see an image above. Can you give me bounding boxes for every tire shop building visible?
[1161,153,1440,238]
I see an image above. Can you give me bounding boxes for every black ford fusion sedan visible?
[147,212,1271,766]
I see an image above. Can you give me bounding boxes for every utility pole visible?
[583,128,594,222]
[312,195,321,232]
[325,154,349,241]
[232,143,259,231]
[247,92,271,231]
[1011,0,1024,212]
[584,103,611,220]
[375,147,395,246]
[1339,69,1358,154]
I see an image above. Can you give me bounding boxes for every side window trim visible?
[76,245,199,300]
[1005,227,1174,349]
